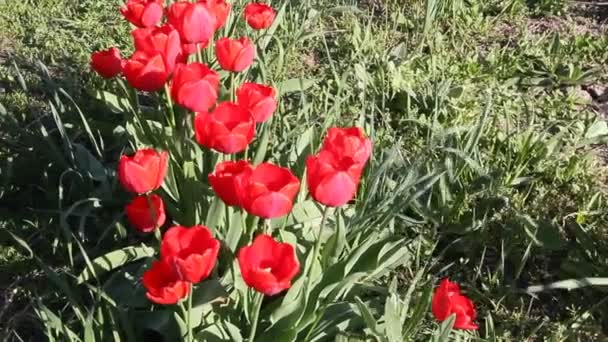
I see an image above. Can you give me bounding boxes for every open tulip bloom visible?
[142,259,190,305]
[194,102,255,154]
[160,225,220,283]
[237,234,300,296]
[306,127,372,207]
[432,278,479,330]
[118,148,168,194]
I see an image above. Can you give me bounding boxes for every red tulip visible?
[123,51,170,91]
[306,127,371,207]
[170,63,219,112]
[432,278,478,330]
[208,160,253,206]
[120,0,164,28]
[237,234,300,296]
[118,148,168,194]
[321,127,372,165]
[142,259,190,304]
[90,47,123,78]
[193,102,255,154]
[132,25,183,72]
[167,2,216,45]
[199,0,231,30]
[306,151,365,207]
[244,3,276,30]
[160,225,220,283]
[125,194,166,232]
[236,82,277,123]
[236,163,300,218]
[215,37,255,72]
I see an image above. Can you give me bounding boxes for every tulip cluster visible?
[94,0,408,330]
[93,0,481,334]
[91,0,274,92]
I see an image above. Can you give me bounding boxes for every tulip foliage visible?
[74,0,480,341]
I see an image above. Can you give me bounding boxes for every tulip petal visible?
[177,79,218,112]
[249,192,293,218]
[313,172,357,207]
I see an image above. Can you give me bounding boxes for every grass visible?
[2,0,608,340]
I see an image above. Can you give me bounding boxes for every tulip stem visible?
[196,43,204,64]
[164,85,176,128]
[146,194,162,250]
[248,292,263,342]
[187,283,193,342]
[309,206,330,276]
[229,72,236,102]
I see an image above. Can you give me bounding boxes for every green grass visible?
[2,0,608,340]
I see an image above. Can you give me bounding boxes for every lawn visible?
[1,0,608,341]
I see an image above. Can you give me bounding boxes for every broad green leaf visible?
[527,277,608,293]
[277,78,316,95]
[384,292,403,342]
[94,90,132,113]
[260,279,308,341]
[77,245,154,284]
[253,119,272,165]
[73,143,106,181]
[205,196,226,231]
[402,283,433,337]
[189,279,228,328]
[585,120,608,140]
[432,314,455,342]
[225,210,244,252]
[354,297,379,336]
[322,211,346,267]
[271,200,324,229]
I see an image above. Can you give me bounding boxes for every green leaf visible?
[205,196,226,231]
[432,314,455,342]
[197,322,241,341]
[527,277,608,293]
[253,119,272,165]
[189,279,228,328]
[35,302,82,342]
[77,245,155,284]
[277,78,316,95]
[518,215,565,250]
[402,283,433,337]
[225,210,244,252]
[271,200,323,229]
[94,90,132,113]
[73,143,107,181]
[585,120,608,140]
[384,292,403,342]
[322,211,346,267]
[354,297,379,336]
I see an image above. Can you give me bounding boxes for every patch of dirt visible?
[583,84,608,118]
[582,83,608,164]
[526,15,606,36]
[571,1,608,24]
